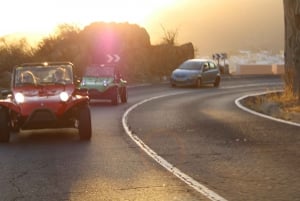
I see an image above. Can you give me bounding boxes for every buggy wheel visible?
[121,87,128,103]
[78,105,92,140]
[0,108,10,142]
[10,117,20,132]
[111,87,120,105]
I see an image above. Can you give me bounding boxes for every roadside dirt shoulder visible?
[240,92,300,124]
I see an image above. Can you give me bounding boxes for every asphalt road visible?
[0,75,299,201]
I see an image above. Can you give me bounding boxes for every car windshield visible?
[84,66,115,77]
[14,64,73,86]
[179,61,202,70]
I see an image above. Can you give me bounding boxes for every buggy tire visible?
[78,105,92,140]
[111,87,120,105]
[121,87,128,103]
[0,108,10,143]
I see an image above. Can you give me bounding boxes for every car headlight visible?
[15,92,25,104]
[59,92,69,102]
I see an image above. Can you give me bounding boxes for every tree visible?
[160,25,178,45]
[283,0,300,102]
[34,24,81,61]
[0,38,33,72]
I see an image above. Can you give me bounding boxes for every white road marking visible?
[221,82,281,89]
[122,92,228,201]
[235,90,300,127]
[122,82,287,201]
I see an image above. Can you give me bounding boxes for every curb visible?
[235,91,300,127]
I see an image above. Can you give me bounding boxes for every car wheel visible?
[111,87,120,105]
[195,78,202,88]
[214,76,221,87]
[121,87,128,103]
[78,105,91,140]
[0,108,10,142]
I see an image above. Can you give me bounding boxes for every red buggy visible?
[0,62,92,142]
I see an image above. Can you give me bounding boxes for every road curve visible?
[1,76,298,201]
[125,77,299,201]
[0,84,210,201]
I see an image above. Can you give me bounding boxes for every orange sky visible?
[1,0,284,56]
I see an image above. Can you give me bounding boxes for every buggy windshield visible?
[14,64,73,86]
[84,66,115,77]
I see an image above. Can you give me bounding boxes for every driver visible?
[54,67,65,82]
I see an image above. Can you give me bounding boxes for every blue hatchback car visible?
[170,59,221,88]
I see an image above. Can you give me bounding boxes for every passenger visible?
[54,67,66,82]
[20,71,36,84]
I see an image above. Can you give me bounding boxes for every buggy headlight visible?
[103,80,108,86]
[15,92,25,104]
[59,92,69,102]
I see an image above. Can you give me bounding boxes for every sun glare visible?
[72,0,179,29]
[1,0,178,37]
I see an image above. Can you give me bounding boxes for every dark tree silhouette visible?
[283,0,300,102]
